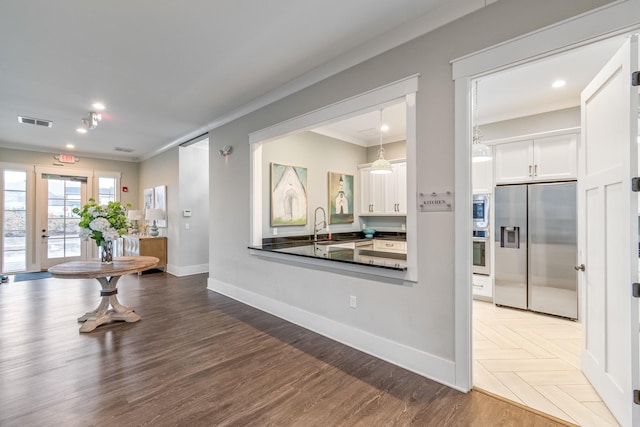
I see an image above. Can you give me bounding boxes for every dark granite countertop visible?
[249,232,407,271]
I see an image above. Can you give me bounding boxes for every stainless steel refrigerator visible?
[494,182,577,319]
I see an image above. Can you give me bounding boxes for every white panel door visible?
[579,36,639,427]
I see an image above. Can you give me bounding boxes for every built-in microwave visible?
[473,194,490,231]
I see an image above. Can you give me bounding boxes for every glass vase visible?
[100,240,114,264]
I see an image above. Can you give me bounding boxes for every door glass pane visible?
[45,177,84,261]
[98,177,116,204]
[3,169,27,272]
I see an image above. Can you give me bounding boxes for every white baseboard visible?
[167,263,208,277]
[207,277,460,391]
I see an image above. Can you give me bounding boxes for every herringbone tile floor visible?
[473,300,619,427]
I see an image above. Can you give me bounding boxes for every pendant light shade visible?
[471,80,492,163]
[472,143,492,163]
[370,109,392,174]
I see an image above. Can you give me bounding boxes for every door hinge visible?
[634,389,640,405]
[633,71,640,87]
[633,177,640,192]
[633,283,640,298]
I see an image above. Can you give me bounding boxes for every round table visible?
[49,256,159,333]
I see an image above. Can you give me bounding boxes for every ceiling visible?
[0,2,630,162]
[311,35,628,145]
[0,0,482,162]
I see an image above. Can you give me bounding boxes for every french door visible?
[38,170,90,269]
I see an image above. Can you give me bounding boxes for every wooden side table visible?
[122,235,167,272]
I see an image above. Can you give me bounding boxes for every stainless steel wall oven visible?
[473,194,490,275]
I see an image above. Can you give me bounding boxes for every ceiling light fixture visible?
[81,111,102,130]
[92,102,105,110]
[66,143,74,149]
[370,109,393,174]
[76,128,87,134]
[552,79,566,88]
[472,80,492,163]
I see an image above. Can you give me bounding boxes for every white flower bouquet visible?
[73,198,130,247]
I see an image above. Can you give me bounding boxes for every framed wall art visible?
[270,162,307,226]
[154,185,167,227]
[143,188,154,210]
[328,172,353,224]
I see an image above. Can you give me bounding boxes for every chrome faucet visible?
[313,207,327,242]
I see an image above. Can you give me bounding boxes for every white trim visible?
[452,0,640,79]
[483,127,581,146]
[167,263,208,277]
[249,75,419,282]
[208,277,461,392]
[249,75,419,144]
[451,0,640,394]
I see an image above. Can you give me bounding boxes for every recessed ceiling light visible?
[380,124,390,132]
[92,102,105,110]
[552,79,566,88]
[76,128,87,134]
[66,143,74,149]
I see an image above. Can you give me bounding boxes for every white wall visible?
[140,148,179,272]
[481,107,580,142]
[207,0,616,389]
[177,141,209,275]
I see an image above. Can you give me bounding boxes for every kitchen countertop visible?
[249,232,407,271]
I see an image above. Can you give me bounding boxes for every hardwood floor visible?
[1,273,573,427]
[473,300,619,427]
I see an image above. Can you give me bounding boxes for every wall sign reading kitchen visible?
[419,191,453,212]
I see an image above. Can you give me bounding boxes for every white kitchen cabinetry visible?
[373,239,406,254]
[472,274,492,301]
[472,158,493,194]
[360,161,406,215]
[494,133,577,184]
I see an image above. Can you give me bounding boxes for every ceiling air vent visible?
[114,147,135,153]
[17,115,53,128]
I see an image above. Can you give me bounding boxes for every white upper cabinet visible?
[360,161,406,215]
[472,158,493,194]
[360,167,386,214]
[494,133,577,184]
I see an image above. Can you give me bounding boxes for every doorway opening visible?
[469,34,634,426]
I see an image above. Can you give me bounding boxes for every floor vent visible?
[17,115,53,128]
[114,147,135,153]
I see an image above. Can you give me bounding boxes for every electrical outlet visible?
[349,295,357,308]
[273,227,278,236]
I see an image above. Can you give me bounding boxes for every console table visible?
[48,256,159,333]
[122,235,167,272]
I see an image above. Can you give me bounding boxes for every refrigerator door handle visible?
[574,264,585,271]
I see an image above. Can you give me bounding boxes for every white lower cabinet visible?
[373,239,406,254]
[472,274,492,301]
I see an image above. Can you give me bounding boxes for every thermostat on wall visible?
[183,209,192,217]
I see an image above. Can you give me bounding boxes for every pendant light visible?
[370,109,393,174]
[472,80,492,163]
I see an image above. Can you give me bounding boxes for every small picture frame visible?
[143,188,154,210]
[328,172,354,224]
